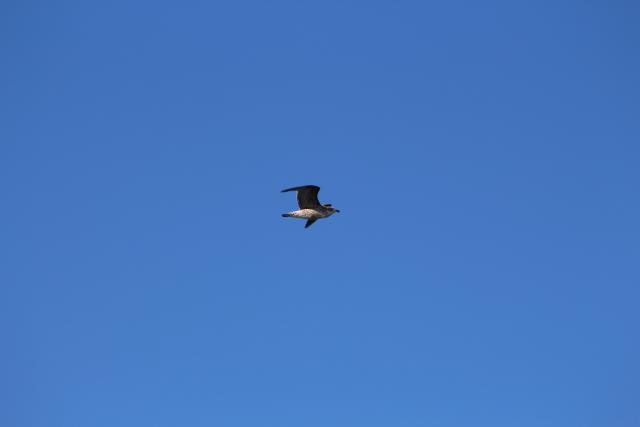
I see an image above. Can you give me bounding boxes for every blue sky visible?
[2,1,639,426]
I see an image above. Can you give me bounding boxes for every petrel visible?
[281,185,340,228]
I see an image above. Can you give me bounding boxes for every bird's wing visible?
[305,218,318,228]
[281,185,321,209]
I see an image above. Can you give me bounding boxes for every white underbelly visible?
[289,209,321,219]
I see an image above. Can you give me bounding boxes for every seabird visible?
[281,185,340,228]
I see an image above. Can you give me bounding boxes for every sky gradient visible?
[2,1,639,426]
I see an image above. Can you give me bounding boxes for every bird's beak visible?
[336,209,341,213]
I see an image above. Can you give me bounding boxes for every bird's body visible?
[281,185,340,228]
[285,208,327,220]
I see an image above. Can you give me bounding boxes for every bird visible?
[281,185,340,228]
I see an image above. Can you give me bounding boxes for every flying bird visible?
[281,185,340,228]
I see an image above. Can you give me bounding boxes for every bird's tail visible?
[282,213,291,217]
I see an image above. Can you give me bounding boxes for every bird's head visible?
[323,204,340,214]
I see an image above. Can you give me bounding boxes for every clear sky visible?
[2,1,639,426]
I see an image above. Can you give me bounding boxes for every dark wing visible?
[305,218,318,228]
[281,185,321,209]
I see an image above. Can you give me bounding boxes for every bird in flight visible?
[281,185,340,228]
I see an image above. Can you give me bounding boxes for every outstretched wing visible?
[281,185,321,209]
[305,218,317,228]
